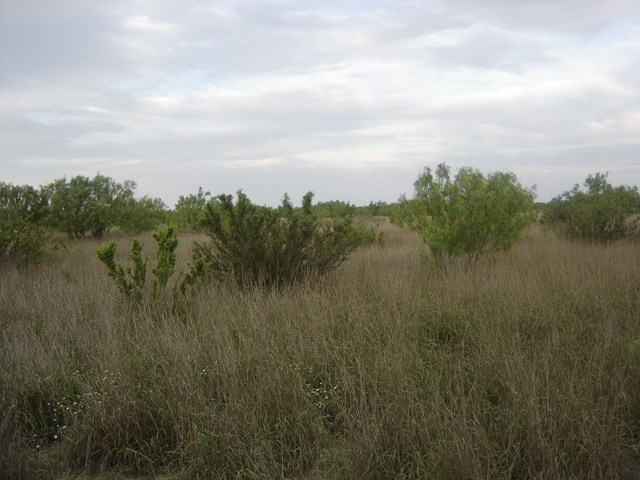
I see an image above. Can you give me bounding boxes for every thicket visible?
[171,187,211,231]
[543,172,640,244]
[194,190,378,288]
[311,199,358,219]
[0,182,55,264]
[394,163,536,265]
[1,174,169,266]
[359,200,397,217]
[43,173,167,238]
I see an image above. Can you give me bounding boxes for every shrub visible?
[394,163,536,265]
[0,220,54,265]
[194,190,375,288]
[96,239,148,306]
[172,187,211,231]
[543,172,640,244]
[43,173,166,239]
[359,200,396,217]
[97,226,209,311]
[0,182,55,264]
[311,200,357,219]
[117,196,168,234]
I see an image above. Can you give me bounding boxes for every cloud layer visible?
[1,0,639,206]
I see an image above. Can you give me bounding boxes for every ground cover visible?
[1,220,640,479]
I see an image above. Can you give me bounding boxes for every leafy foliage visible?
[97,226,209,310]
[194,190,375,288]
[360,200,396,217]
[96,239,147,305]
[44,173,165,238]
[0,182,55,264]
[151,227,178,298]
[394,163,536,265]
[43,174,124,238]
[311,200,358,219]
[542,172,640,244]
[172,187,211,231]
[117,196,168,234]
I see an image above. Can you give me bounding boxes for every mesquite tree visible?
[543,172,640,244]
[44,173,165,238]
[394,163,536,265]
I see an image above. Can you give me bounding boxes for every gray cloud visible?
[1,0,639,206]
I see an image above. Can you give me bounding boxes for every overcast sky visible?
[1,0,639,207]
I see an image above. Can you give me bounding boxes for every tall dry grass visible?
[1,219,640,479]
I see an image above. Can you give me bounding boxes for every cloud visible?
[1,0,639,206]
[440,0,640,34]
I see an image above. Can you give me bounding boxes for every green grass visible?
[1,221,640,479]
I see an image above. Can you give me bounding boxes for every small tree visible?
[362,200,395,217]
[194,190,375,288]
[312,200,358,219]
[117,196,168,234]
[43,173,160,238]
[394,163,536,265]
[0,182,54,264]
[172,187,211,231]
[543,172,640,244]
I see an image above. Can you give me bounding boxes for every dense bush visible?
[359,200,397,217]
[543,172,640,244]
[311,199,358,219]
[43,173,166,239]
[0,182,54,264]
[172,187,211,231]
[117,196,168,234]
[394,163,536,265]
[194,190,376,288]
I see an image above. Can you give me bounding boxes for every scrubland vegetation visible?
[2,218,640,479]
[2,166,640,479]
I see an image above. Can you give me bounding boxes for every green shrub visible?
[311,200,357,219]
[97,226,209,310]
[0,182,55,264]
[543,172,640,244]
[172,187,211,231]
[151,227,178,298]
[194,190,375,288]
[394,163,536,265]
[358,200,397,217]
[117,196,168,234]
[96,239,147,306]
[43,173,166,239]
[0,220,55,265]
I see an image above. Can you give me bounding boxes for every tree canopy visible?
[394,163,536,265]
[543,172,640,244]
[43,173,166,238]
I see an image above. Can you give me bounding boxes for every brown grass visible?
[1,219,640,479]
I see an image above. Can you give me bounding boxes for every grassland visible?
[1,219,640,479]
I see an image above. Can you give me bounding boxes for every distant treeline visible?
[2,168,639,265]
[0,174,399,240]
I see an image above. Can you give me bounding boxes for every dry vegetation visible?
[1,219,640,479]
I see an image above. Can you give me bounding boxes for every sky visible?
[1,0,639,208]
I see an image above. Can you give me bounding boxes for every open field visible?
[1,219,640,479]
